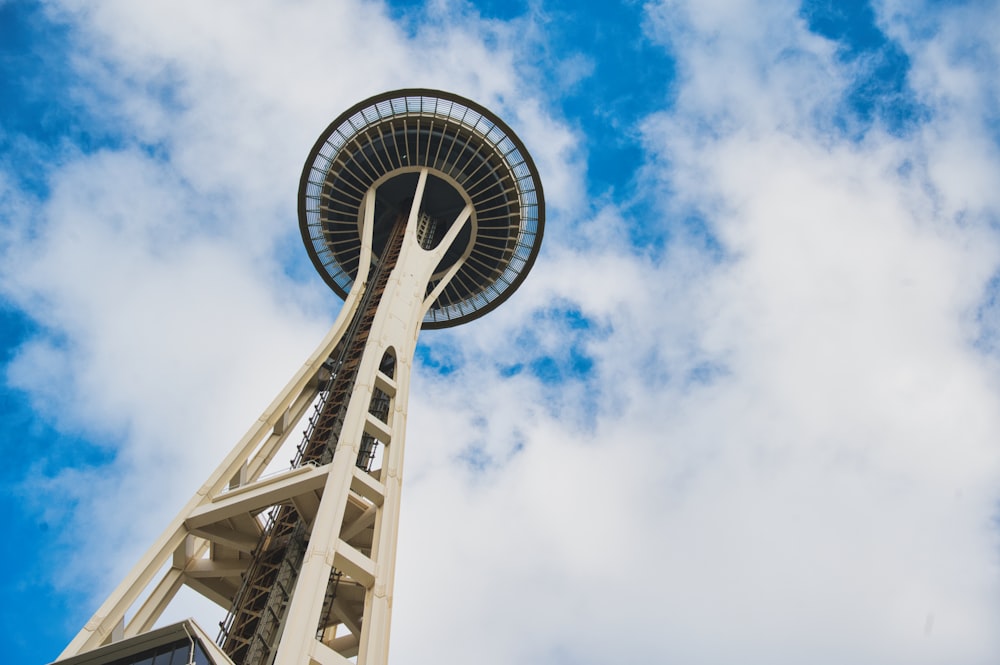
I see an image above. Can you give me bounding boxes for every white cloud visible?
[4,0,1000,663]
[395,1,1000,663]
[4,0,577,599]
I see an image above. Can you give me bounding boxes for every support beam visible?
[188,525,259,553]
[341,505,377,542]
[331,598,362,638]
[185,558,250,578]
[350,468,386,507]
[334,540,376,588]
[324,634,360,659]
[185,575,239,610]
[363,413,393,446]
[124,568,183,638]
[310,640,354,665]
[186,465,328,529]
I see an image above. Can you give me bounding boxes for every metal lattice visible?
[218,217,406,665]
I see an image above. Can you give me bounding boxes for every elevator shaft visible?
[218,216,406,665]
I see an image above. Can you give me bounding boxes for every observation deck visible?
[298,89,545,328]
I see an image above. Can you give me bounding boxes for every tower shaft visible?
[54,90,544,665]
[219,213,407,665]
[58,174,472,665]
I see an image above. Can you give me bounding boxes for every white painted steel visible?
[59,89,543,665]
[57,170,474,665]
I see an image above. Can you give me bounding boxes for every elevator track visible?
[217,216,406,665]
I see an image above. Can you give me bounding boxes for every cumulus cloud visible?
[3,1,1000,664]
[395,2,1000,663]
[2,0,575,606]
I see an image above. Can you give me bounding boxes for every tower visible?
[54,89,544,665]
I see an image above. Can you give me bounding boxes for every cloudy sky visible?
[3,0,1000,663]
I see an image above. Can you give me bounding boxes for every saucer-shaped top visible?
[298,89,545,328]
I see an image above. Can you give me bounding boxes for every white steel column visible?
[57,301,361,659]
[55,191,381,661]
[274,169,469,665]
[55,88,544,665]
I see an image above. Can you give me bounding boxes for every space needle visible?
[54,89,544,665]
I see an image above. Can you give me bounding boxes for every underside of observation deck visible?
[299,89,545,328]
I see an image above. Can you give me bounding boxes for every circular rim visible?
[298,88,545,329]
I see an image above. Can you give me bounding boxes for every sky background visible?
[3,0,1000,663]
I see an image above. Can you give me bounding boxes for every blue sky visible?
[4,1,1000,663]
